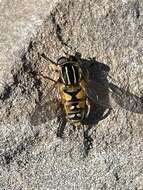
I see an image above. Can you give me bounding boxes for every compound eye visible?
[57,57,67,65]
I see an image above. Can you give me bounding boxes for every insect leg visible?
[39,73,58,83]
[56,102,67,138]
[48,78,61,92]
[83,125,94,157]
[41,53,57,65]
[39,72,61,93]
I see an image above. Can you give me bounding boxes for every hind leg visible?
[83,125,94,157]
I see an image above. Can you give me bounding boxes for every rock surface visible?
[0,0,143,189]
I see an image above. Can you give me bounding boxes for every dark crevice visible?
[133,1,140,19]
[0,131,40,166]
[0,41,42,102]
[50,12,69,47]
[114,171,120,181]
[13,72,19,85]
[5,102,13,118]
[0,84,12,102]
[27,41,34,52]
[20,53,43,102]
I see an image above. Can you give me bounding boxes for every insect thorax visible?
[60,62,82,85]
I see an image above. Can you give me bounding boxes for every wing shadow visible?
[73,52,142,156]
[74,52,143,125]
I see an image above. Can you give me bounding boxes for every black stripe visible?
[67,65,74,85]
[62,64,79,85]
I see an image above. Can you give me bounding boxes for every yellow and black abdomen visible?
[59,84,87,124]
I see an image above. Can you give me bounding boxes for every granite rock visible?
[0,0,143,189]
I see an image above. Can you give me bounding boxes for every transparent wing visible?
[85,79,111,109]
[30,98,58,126]
[85,76,143,114]
[80,61,111,109]
[78,56,143,114]
[108,82,143,114]
[29,84,60,126]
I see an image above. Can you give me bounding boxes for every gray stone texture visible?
[0,0,143,190]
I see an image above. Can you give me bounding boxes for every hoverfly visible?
[30,52,112,156]
[40,53,90,127]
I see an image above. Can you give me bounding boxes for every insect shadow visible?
[73,53,112,156]
[30,52,143,157]
[63,52,143,156]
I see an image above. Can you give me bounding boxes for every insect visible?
[30,52,112,156]
[40,53,90,128]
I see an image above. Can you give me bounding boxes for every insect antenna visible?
[41,53,58,65]
[39,73,58,83]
